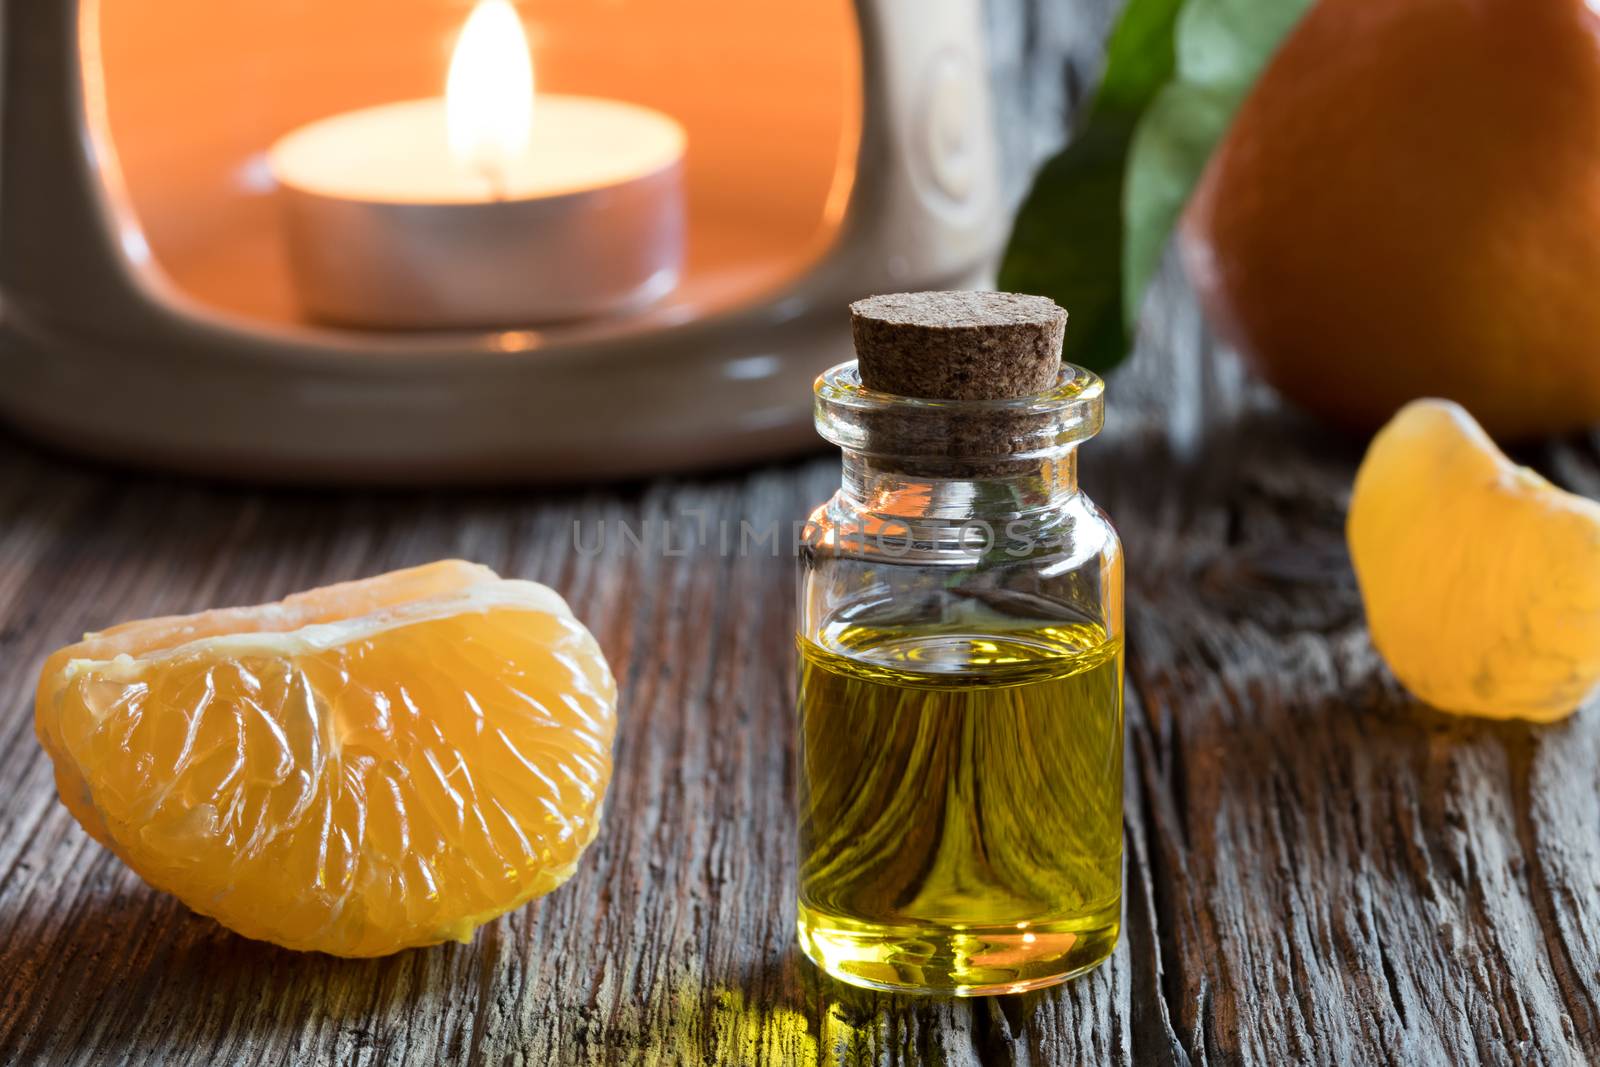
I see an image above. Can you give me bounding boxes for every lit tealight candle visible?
[270,0,687,329]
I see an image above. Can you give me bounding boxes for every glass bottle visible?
[795,359,1124,996]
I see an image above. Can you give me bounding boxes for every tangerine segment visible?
[34,561,617,957]
[1348,400,1600,721]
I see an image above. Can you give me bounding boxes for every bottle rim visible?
[813,360,1105,464]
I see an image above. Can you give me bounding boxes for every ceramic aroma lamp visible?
[0,0,1004,483]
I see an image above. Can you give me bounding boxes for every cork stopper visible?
[842,291,1071,477]
[851,291,1066,400]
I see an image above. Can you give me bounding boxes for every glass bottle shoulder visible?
[801,485,1120,571]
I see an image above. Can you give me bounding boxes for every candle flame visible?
[447,0,534,195]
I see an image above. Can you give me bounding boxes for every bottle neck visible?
[838,450,1080,522]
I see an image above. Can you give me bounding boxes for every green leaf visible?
[999,0,1312,373]
[1123,0,1314,321]
[998,0,1184,374]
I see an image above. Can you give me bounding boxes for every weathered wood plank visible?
[6,265,1598,1065]
[1091,261,1600,1067]
[0,451,1124,1067]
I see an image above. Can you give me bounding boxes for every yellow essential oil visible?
[795,617,1123,995]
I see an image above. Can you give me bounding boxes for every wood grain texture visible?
[4,266,1599,1065]
[3,3,1600,1066]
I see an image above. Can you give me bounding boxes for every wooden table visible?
[4,264,1599,1065]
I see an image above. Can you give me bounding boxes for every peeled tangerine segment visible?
[33,561,618,957]
[1348,400,1600,721]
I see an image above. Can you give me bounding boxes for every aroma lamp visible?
[0,0,1002,483]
